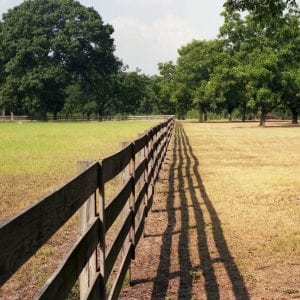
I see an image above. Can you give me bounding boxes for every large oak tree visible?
[0,0,118,120]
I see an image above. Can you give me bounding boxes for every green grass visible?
[0,121,156,222]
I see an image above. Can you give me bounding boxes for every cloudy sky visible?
[0,0,225,74]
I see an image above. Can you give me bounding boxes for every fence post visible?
[98,162,106,299]
[120,142,135,284]
[143,130,149,235]
[77,161,98,300]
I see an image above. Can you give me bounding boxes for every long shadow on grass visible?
[151,127,194,299]
[151,130,178,299]
[178,125,219,299]
[179,123,250,300]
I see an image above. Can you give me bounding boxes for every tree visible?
[154,62,177,115]
[175,39,225,121]
[0,0,118,120]
[276,7,300,123]
[224,0,296,17]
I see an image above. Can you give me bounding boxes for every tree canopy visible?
[0,0,118,120]
[0,0,299,125]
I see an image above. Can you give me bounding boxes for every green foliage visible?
[154,0,300,124]
[0,0,118,120]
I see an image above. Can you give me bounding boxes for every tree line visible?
[0,0,299,124]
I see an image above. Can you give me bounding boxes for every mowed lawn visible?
[181,121,300,298]
[0,121,157,299]
[0,121,156,222]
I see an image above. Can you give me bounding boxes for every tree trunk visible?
[259,113,266,126]
[198,106,203,123]
[242,105,246,122]
[53,110,58,121]
[229,112,232,122]
[39,105,47,121]
[204,111,208,121]
[242,110,246,122]
[291,108,298,124]
[98,104,103,122]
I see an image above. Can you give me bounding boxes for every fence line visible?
[0,114,173,122]
[0,116,175,299]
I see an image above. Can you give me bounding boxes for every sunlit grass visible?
[0,121,156,222]
[182,121,300,296]
[0,120,158,299]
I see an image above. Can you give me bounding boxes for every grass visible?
[0,121,156,222]
[0,120,156,299]
[181,121,300,297]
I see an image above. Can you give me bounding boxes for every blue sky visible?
[0,0,225,74]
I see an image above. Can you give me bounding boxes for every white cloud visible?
[0,0,21,16]
[112,15,201,74]
[116,0,190,4]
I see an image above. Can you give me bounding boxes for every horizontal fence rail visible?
[0,114,173,122]
[0,116,175,300]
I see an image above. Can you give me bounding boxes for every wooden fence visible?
[0,114,173,122]
[0,117,175,299]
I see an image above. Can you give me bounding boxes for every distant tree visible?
[0,0,118,120]
[224,0,296,17]
[276,7,300,123]
[175,39,225,121]
[154,62,177,115]
[113,70,149,115]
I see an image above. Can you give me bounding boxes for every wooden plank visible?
[133,134,147,154]
[134,182,147,218]
[77,161,98,300]
[147,192,154,213]
[135,207,146,245]
[85,273,101,300]
[98,163,106,299]
[0,162,99,286]
[108,243,132,300]
[105,211,132,282]
[35,218,100,300]
[135,158,147,183]
[147,129,154,139]
[101,143,133,183]
[105,176,133,233]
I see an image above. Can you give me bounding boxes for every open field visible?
[121,121,300,299]
[0,121,156,299]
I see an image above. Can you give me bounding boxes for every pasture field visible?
[121,121,300,299]
[0,120,156,299]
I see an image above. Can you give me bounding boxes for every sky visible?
[0,0,225,75]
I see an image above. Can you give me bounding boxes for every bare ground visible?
[120,122,300,300]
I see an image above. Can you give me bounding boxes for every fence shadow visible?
[178,124,220,299]
[150,124,249,299]
[151,131,178,299]
[179,123,250,300]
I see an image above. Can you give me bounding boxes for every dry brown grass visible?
[182,121,300,298]
[120,121,300,299]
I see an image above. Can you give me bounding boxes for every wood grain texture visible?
[105,211,132,282]
[101,143,133,183]
[108,243,132,300]
[35,218,100,300]
[135,158,147,183]
[0,162,99,286]
[134,182,147,218]
[105,176,133,233]
[133,134,147,154]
